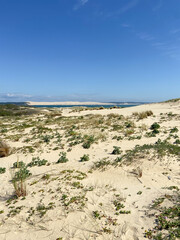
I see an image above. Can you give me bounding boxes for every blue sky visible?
[0,0,180,102]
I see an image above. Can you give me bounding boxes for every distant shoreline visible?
[27,101,115,106]
[26,101,147,106]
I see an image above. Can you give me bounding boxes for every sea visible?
[0,102,148,108]
[31,104,137,108]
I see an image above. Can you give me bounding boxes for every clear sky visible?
[0,0,180,102]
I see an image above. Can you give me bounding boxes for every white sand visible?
[0,100,179,239]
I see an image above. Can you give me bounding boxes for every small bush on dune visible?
[11,161,31,197]
[112,146,122,155]
[56,152,68,163]
[80,154,90,162]
[0,167,6,174]
[150,122,160,134]
[82,135,96,149]
[150,122,160,130]
[170,127,178,133]
[0,140,11,158]
[13,161,26,169]
[27,157,48,167]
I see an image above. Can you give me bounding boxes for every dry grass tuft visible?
[0,140,11,157]
[133,111,153,120]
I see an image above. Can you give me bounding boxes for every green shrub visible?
[125,121,134,128]
[120,140,180,164]
[80,154,90,162]
[0,167,6,174]
[150,122,160,135]
[12,166,32,182]
[56,152,68,163]
[112,146,122,155]
[174,139,180,144]
[170,127,178,133]
[82,135,95,149]
[13,161,26,169]
[150,122,160,130]
[27,157,48,167]
[41,135,53,143]
[11,162,31,197]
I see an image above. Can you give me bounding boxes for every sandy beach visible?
[0,100,179,240]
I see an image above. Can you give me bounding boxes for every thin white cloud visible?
[170,29,180,34]
[102,0,140,18]
[120,0,140,13]
[0,93,33,102]
[73,0,89,11]
[137,32,155,41]
[0,93,105,102]
[151,41,180,60]
[151,42,166,47]
[121,23,130,28]
[6,93,32,98]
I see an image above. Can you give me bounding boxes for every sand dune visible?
[0,101,179,239]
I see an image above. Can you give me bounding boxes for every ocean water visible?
[30,104,141,108]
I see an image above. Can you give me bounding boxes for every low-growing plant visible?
[92,210,101,219]
[174,139,180,144]
[145,192,180,239]
[80,154,90,162]
[0,167,6,174]
[125,121,135,128]
[92,158,111,170]
[150,122,160,132]
[41,174,50,181]
[27,157,48,167]
[82,135,96,149]
[41,134,53,143]
[170,127,178,133]
[117,139,180,164]
[112,146,122,155]
[13,161,26,168]
[57,152,68,163]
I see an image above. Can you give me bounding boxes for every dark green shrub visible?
[152,129,159,134]
[80,154,89,162]
[42,135,53,143]
[170,127,178,133]
[150,122,160,135]
[150,122,160,130]
[125,122,133,128]
[56,152,68,163]
[112,146,122,155]
[174,139,180,144]
[0,167,6,174]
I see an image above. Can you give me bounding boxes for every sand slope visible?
[0,101,179,239]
